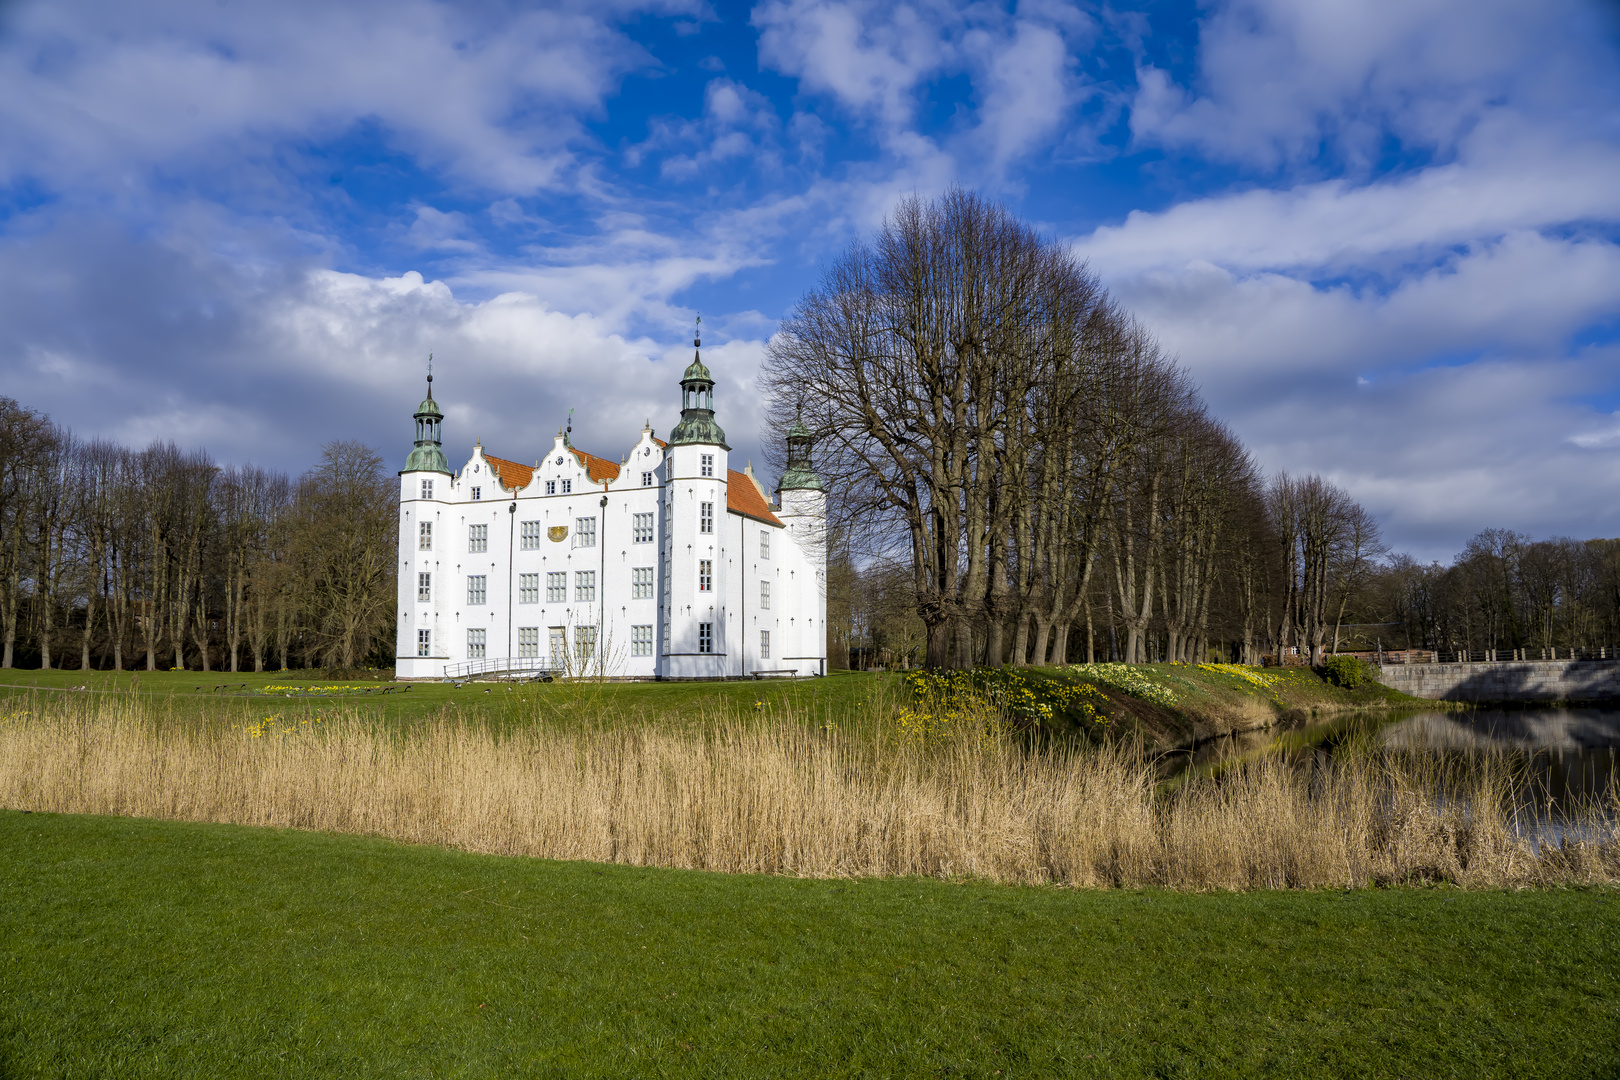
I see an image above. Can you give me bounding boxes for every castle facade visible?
[394,332,828,680]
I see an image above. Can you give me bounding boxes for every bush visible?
[1322,655,1377,690]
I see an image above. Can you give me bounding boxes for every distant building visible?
[394,328,828,680]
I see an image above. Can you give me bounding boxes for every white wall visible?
[396,429,826,680]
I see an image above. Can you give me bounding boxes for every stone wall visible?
[1377,660,1620,701]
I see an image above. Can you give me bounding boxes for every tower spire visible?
[668,316,728,449]
[403,354,450,475]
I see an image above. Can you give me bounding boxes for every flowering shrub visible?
[1064,663,1177,706]
[896,668,1106,741]
[1197,663,1283,691]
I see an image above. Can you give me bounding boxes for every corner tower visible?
[398,370,451,679]
[663,320,730,678]
[776,418,828,676]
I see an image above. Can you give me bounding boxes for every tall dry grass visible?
[0,691,1615,889]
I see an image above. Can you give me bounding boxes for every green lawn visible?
[2,811,1615,1078]
[0,668,903,730]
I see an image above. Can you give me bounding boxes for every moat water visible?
[1174,707,1620,826]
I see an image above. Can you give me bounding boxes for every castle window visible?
[518,627,539,659]
[467,575,486,606]
[545,481,556,495]
[561,479,572,494]
[760,581,770,610]
[760,630,770,659]
[633,513,654,543]
[519,573,539,604]
[472,487,481,501]
[700,454,714,478]
[549,627,566,659]
[419,522,432,550]
[632,625,653,657]
[418,573,431,602]
[417,629,431,656]
[520,520,541,549]
[632,567,654,599]
[468,524,487,553]
[575,517,596,548]
[700,502,713,534]
[698,560,712,592]
[421,480,434,500]
[698,623,713,654]
[467,629,486,660]
[575,626,597,660]
[760,530,770,559]
[546,572,566,603]
[642,471,654,486]
[575,570,596,602]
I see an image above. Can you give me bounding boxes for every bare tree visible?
[286,441,396,668]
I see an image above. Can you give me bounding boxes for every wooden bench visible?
[749,669,800,680]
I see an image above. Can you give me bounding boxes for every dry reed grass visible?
[1,691,1615,889]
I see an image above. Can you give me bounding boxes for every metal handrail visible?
[1356,647,1620,666]
[442,656,561,680]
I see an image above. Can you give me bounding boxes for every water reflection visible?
[1173,707,1620,824]
[1383,708,1619,819]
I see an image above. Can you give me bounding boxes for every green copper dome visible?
[669,332,728,448]
[402,372,452,475]
[404,443,451,473]
[668,413,729,448]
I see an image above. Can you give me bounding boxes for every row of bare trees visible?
[0,397,396,671]
[768,189,1383,669]
[1351,530,1620,654]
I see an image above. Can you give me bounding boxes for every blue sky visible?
[2,0,1618,562]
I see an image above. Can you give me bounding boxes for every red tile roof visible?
[570,447,621,485]
[484,454,533,491]
[728,469,783,527]
[487,447,620,489]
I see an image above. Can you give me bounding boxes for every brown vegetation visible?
[2,692,1613,889]
[0,397,396,673]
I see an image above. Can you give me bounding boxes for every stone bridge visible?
[1377,659,1620,702]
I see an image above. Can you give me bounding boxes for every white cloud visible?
[0,0,693,196]
[1128,0,1618,170]
[1083,129,1620,278]
[0,212,783,483]
[753,0,1096,176]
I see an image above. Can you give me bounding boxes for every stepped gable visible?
[727,469,782,527]
[483,454,533,491]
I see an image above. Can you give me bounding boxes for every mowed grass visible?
[0,668,901,729]
[2,811,1617,1079]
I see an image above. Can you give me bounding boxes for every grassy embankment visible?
[0,661,1426,751]
[0,667,898,731]
[2,673,1612,889]
[1,667,1614,1074]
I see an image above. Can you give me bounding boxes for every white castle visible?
[394,329,828,680]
